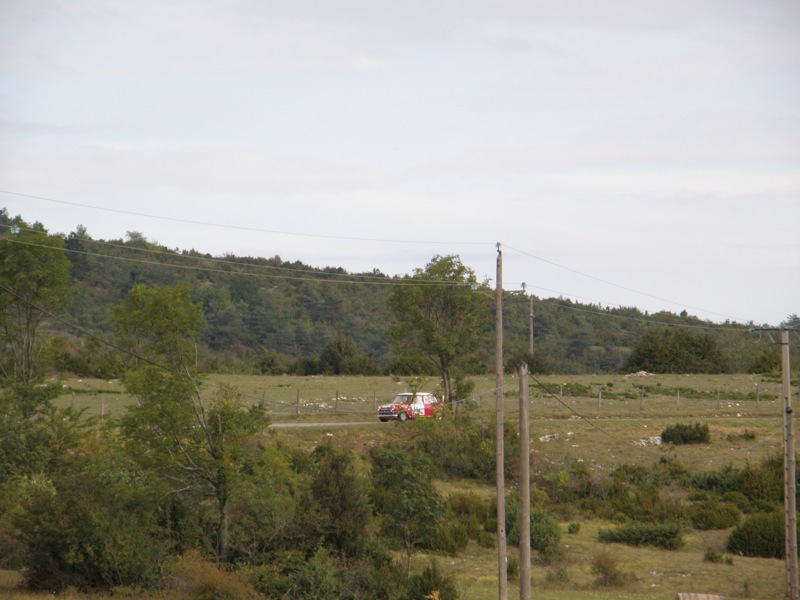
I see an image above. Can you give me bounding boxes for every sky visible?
[1,1,799,327]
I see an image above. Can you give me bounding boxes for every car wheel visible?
[398,411,408,422]
[379,417,389,422]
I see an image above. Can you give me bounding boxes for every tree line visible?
[0,209,794,390]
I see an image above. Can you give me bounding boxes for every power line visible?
[2,189,752,322]
[1,236,760,333]
[0,189,492,246]
[3,236,473,288]
[505,243,745,323]
[2,202,764,326]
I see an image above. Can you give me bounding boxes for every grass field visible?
[37,372,794,599]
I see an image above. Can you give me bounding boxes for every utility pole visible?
[518,362,531,600]
[752,325,798,599]
[782,327,799,600]
[495,245,507,600]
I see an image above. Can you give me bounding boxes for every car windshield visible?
[392,395,413,404]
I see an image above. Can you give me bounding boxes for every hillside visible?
[2,209,783,376]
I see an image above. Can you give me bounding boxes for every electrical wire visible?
[505,243,746,323]
[0,279,790,461]
[0,189,492,246]
[0,204,769,327]
[0,236,762,337]
[3,189,760,324]
[2,236,475,289]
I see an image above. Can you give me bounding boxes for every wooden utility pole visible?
[782,328,799,599]
[753,325,798,599]
[518,362,531,600]
[495,246,507,600]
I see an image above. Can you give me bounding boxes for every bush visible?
[661,422,710,445]
[690,500,741,530]
[546,564,570,584]
[448,492,490,540]
[727,512,784,559]
[504,497,562,562]
[404,559,459,600]
[506,555,519,580]
[567,522,581,535]
[598,521,684,550]
[163,551,259,599]
[591,550,624,587]
[703,546,733,565]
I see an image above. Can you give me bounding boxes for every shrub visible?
[404,559,459,600]
[598,521,684,550]
[661,422,710,445]
[506,555,519,580]
[546,564,570,584]
[727,512,784,559]
[567,522,581,535]
[703,546,732,565]
[690,500,741,530]
[504,497,562,562]
[727,429,756,442]
[448,492,490,540]
[703,546,723,563]
[163,551,259,599]
[591,550,624,587]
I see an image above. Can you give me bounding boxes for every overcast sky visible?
[1,1,799,326]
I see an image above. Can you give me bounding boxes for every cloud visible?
[2,0,799,77]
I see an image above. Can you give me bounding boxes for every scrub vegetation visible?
[0,210,796,599]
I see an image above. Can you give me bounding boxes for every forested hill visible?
[3,210,783,376]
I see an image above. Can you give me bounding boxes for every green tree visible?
[369,445,445,575]
[15,435,166,592]
[623,328,728,374]
[113,284,268,563]
[0,384,82,484]
[309,443,372,558]
[750,348,781,374]
[388,255,486,402]
[319,332,380,375]
[0,224,73,383]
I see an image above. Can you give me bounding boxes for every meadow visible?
[17,372,792,599]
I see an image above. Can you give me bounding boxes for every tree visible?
[388,255,486,402]
[0,384,82,484]
[309,443,371,558]
[113,284,268,563]
[319,332,380,375]
[369,445,445,575]
[0,224,73,383]
[623,328,729,374]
